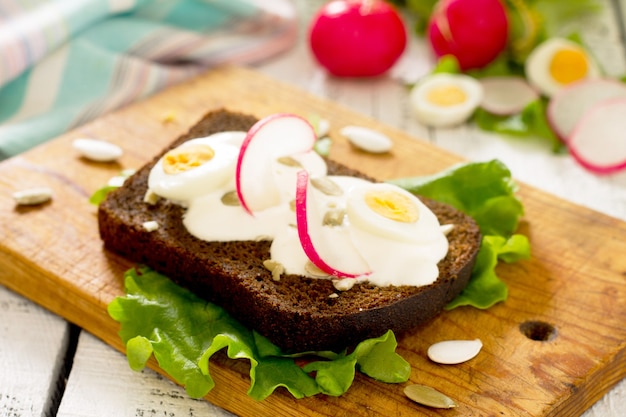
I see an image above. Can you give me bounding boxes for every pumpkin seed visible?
[314,137,332,156]
[315,118,330,137]
[340,125,392,154]
[111,169,135,188]
[323,208,346,227]
[161,111,177,124]
[107,175,127,187]
[12,187,53,206]
[332,278,356,292]
[304,261,329,278]
[72,138,123,162]
[143,189,159,205]
[277,156,302,168]
[427,339,483,365]
[263,259,284,281]
[142,220,159,232]
[221,191,241,206]
[404,384,457,409]
[440,224,455,236]
[311,176,343,196]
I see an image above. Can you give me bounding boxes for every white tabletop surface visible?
[2,0,626,416]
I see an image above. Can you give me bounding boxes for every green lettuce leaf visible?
[388,159,523,237]
[431,55,461,75]
[387,0,438,34]
[446,234,530,309]
[432,53,524,80]
[89,169,135,205]
[520,100,565,153]
[474,108,529,137]
[108,267,409,401]
[352,330,410,383]
[89,185,118,205]
[475,100,565,153]
[389,160,530,309]
[533,0,602,38]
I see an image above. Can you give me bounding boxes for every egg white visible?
[348,226,445,286]
[148,137,240,202]
[409,73,483,128]
[525,37,600,97]
[207,131,247,147]
[345,183,441,244]
[271,178,449,286]
[271,175,372,278]
[183,146,331,242]
[184,191,289,241]
[345,183,448,285]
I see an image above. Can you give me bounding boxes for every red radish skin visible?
[236,114,316,215]
[567,97,626,175]
[547,78,626,143]
[308,0,407,77]
[428,0,509,71]
[295,170,367,279]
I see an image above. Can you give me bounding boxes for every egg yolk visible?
[364,190,419,223]
[163,144,215,174]
[426,85,467,107]
[549,48,589,85]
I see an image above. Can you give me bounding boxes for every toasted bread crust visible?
[98,109,481,352]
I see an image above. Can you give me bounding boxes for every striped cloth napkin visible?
[0,0,297,160]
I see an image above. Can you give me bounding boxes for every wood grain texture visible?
[0,286,70,417]
[57,332,233,417]
[1,66,626,417]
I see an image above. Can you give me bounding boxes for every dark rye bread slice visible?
[98,109,482,353]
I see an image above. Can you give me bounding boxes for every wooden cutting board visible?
[1,66,625,417]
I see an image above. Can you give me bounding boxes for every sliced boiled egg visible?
[295,170,370,278]
[291,176,448,285]
[345,183,448,286]
[409,73,483,128]
[148,136,241,202]
[346,183,441,244]
[525,37,600,97]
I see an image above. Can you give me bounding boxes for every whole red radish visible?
[428,0,509,71]
[308,0,407,77]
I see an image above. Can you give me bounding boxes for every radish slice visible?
[479,76,538,115]
[295,170,370,279]
[567,97,626,174]
[236,113,317,215]
[548,78,626,143]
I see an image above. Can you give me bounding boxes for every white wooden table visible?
[2,0,626,416]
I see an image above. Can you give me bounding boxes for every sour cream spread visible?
[147,130,449,288]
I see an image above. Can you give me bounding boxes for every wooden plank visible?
[1,65,626,416]
[57,332,233,417]
[0,286,71,417]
